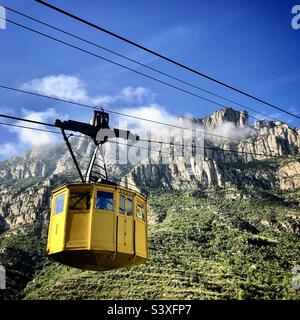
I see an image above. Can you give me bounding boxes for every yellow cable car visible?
[47,182,148,271]
[46,110,148,271]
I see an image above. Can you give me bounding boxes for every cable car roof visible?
[52,181,147,200]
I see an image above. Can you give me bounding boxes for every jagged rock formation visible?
[0,180,50,230]
[0,107,299,231]
[278,160,300,190]
[123,108,300,190]
[192,107,249,127]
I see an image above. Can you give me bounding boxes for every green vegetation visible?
[220,154,300,171]
[1,176,43,190]
[0,222,47,300]
[12,187,299,300]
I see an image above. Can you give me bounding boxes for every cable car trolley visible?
[47,110,148,271]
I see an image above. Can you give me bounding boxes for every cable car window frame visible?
[127,197,133,217]
[95,190,115,211]
[137,201,146,221]
[69,192,91,211]
[119,194,126,214]
[54,193,65,215]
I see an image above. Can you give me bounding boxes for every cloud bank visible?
[0,74,255,160]
[20,74,155,107]
[0,108,61,158]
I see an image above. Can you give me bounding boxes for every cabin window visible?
[69,192,91,210]
[127,198,133,216]
[119,195,125,214]
[54,193,65,215]
[137,202,145,221]
[95,191,114,211]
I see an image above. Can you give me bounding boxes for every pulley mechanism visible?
[55,110,139,183]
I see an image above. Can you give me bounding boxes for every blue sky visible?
[0,0,299,160]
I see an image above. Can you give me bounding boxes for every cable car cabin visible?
[47,182,148,271]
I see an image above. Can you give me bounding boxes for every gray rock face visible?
[197,107,249,127]
[277,160,300,190]
[0,177,51,230]
[123,108,300,190]
[0,107,299,230]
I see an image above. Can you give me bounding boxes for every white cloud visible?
[121,87,154,103]
[21,74,89,103]
[14,108,60,146]
[91,95,115,106]
[20,74,154,108]
[206,121,255,144]
[116,104,199,144]
[116,104,255,145]
[120,104,177,130]
[1,108,61,150]
[0,143,18,158]
[18,74,255,140]
[2,74,161,160]
[1,74,254,162]
[0,108,62,160]
[91,86,155,107]
[21,107,58,122]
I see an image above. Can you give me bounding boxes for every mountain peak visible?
[200,107,249,127]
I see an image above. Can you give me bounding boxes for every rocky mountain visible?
[125,108,300,191]
[0,107,299,300]
[188,106,249,127]
[1,107,300,228]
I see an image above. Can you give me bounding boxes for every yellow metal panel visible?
[125,216,134,253]
[62,189,70,250]
[65,211,89,249]
[134,195,148,259]
[46,192,55,252]
[89,184,96,250]
[117,214,126,251]
[135,220,147,259]
[91,211,115,251]
[117,215,134,254]
[91,185,117,251]
[47,189,69,254]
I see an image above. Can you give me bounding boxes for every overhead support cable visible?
[1,14,294,127]
[0,85,291,147]
[35,0,300,121]
[0,116,280,158]
[2,5,289,125]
